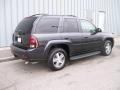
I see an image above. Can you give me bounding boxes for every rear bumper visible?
[11,44,47,61]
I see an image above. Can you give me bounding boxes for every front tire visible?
[48,48,68,71]
[101,40,112,56]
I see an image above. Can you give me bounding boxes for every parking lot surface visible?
[0,41,120,90]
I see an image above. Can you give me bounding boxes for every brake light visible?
[29,35,39,48]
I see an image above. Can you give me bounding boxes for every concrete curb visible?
[0,47,20,63]
[0,47,10,51]
[0,57,18,63]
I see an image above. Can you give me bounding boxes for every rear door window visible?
[63,18,79,33]
[34,16,60,34]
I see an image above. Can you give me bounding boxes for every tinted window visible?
[80,20,96,33]
[34,16,60,34]
[63,18,78,33]
[15,17,37,33]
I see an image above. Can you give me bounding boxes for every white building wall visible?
[0,0,120,47]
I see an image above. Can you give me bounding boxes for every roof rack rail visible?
[32,13,48,16]
[67,15,76,17]
[31,14,76,17]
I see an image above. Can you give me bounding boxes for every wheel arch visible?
[44,40,71,58]
[104,38,114,48]
[49,44,70,57]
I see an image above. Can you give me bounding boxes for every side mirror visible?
[90,28,102,35]
[95,28,102,33]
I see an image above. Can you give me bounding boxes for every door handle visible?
[51,26,58,28]
[84,37,88,38]
[64,38,69,40]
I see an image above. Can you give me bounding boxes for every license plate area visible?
[17,37,21,43]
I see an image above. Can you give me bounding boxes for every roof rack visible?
[32,13,48,16]
[66,15,76,17]
[31,14,76,17]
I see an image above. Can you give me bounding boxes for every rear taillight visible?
[29,35,39,48]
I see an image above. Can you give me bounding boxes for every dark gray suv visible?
[11,14,114,71]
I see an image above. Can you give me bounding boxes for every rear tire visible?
[101,40,112,56]
[48,48,68,71]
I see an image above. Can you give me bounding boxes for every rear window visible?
[15,17,37,33]
[33,16,60,34]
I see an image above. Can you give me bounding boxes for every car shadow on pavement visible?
[69,47,117,67]
[13,54,108,73]
[6,46,117,74]
[69,55,104,65]
[14,60,50,74]
[12,47,117,73]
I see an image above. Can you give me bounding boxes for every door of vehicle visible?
[79,19,102,53]
[60,17,83,56]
